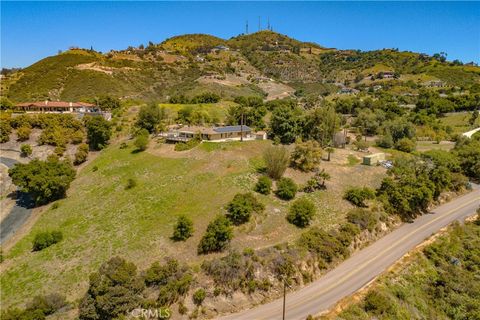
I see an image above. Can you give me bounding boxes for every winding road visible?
[218,186,480,320]
[0,157,34,244]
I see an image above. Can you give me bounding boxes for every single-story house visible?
[15,101,96,113]
[164,125,252,142]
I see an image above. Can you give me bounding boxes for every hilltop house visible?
[14,101,112,120]
[163,125,253,142]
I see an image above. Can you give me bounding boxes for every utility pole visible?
[267,17,270,31]
[240,112,244,142]
[282,278,287,320]
[258,16,261,31]
[246,20,249,34]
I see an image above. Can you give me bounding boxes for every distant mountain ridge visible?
[3,31,480,102]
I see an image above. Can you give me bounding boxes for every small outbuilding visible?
[363,153,386,166]
[255,131,267,140]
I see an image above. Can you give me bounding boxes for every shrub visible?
[286,198,316,227]
[254,176,272,195]
[172,215,194,241]
[137,102,163,133]
[290,140,323,172]
[79,257,145,319]
[0,121,12,143]
[363,290,393,315]
[134,131,149,152]
[344,187,375,207]
[16,126,31,141]
[26,293,67,316]
[32,230,63,251]
[198,215,233,254]
[263,145,290,179]
[192,289,206,306]
[74,143,89,165]
[70,130,85,144]
[376,134,394,148]
[276,177,297,200]
[226,192,264,225]
[346,208,378,231]
[303,169,330,192]
[125,178,137,190]
[157,273,192,306]
[20,144,32,157]
[144,258,180,286]
[298,227,348,263]
[395,137,416,153]
[174,136,201,151]
[9,157,76,205]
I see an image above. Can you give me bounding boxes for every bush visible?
[174,136,201,151]
[192,289,206,306]
[137,102,164,133]
[226,192,264,225]
[363,290,393,315]
[376,134,394,148]
[263,145,290,179]
[344,187,375,207]
[74,143,89,165]
[254,176,272,195]
[303,169,330,192]
[32,230,63,251]
[276,178,297,200]
[346,208,378,231]
[286,198,316,227]
[9,157,76,205]
[198,215,233,254]
[26,293,67,316]
[16,126,31,141]
[70,130,85,144]
[172,215,194,241]
[298,227,348,263]
[79,257,145,319]
[20,144,32,157]
[125,178,137,190]
[144,258,180,286]
[395,137,416,153]
[0,121,12,143]
[134,130,149,151]
[290,140,323,172]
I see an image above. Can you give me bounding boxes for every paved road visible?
[218,187,480,320]
[0,157,34,244]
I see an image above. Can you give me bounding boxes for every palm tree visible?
[317,169,331,188]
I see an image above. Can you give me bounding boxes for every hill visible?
[2,31,480,102]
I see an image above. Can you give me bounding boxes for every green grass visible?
[1,140,386,309]
[158,101,235,123]
[440,112,478,135]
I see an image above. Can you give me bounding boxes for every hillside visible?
[3,31,480,103]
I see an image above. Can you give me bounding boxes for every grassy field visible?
[158,101,236,124]
[0,140,385,308]
[439,112,477,134]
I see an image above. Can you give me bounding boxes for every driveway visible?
[0,157,34,244]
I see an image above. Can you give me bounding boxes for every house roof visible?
[213,125,251,133]
[16,101,95,108]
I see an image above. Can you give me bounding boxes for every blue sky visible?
[1,1,479,68]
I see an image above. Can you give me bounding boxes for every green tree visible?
[286,197,316,227]
[395,137,416,153]
[0,96,13,110]
[9,157,76,205]
[95,96,121,110]
[226,192,264,225]
[16,126,31,141]
[270,104,302,143]
[263,145,290,179]
[136,102,164,133]
[79,257,145,320]
[276,177,298,200]
[303,169,331,192]
[290,140,323,172]
[303,105,340,146]
[85,116,111,150]
[198,215,233,254]
[172,215,194,241]
[0,121,12,143]
[134,129,149,151]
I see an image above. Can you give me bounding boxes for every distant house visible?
[163,125,252,142]
[211,45,230,53]
[379,71,395,79]
[339,87,359,95]
[15,101,96,113]
[424,80,446,88]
